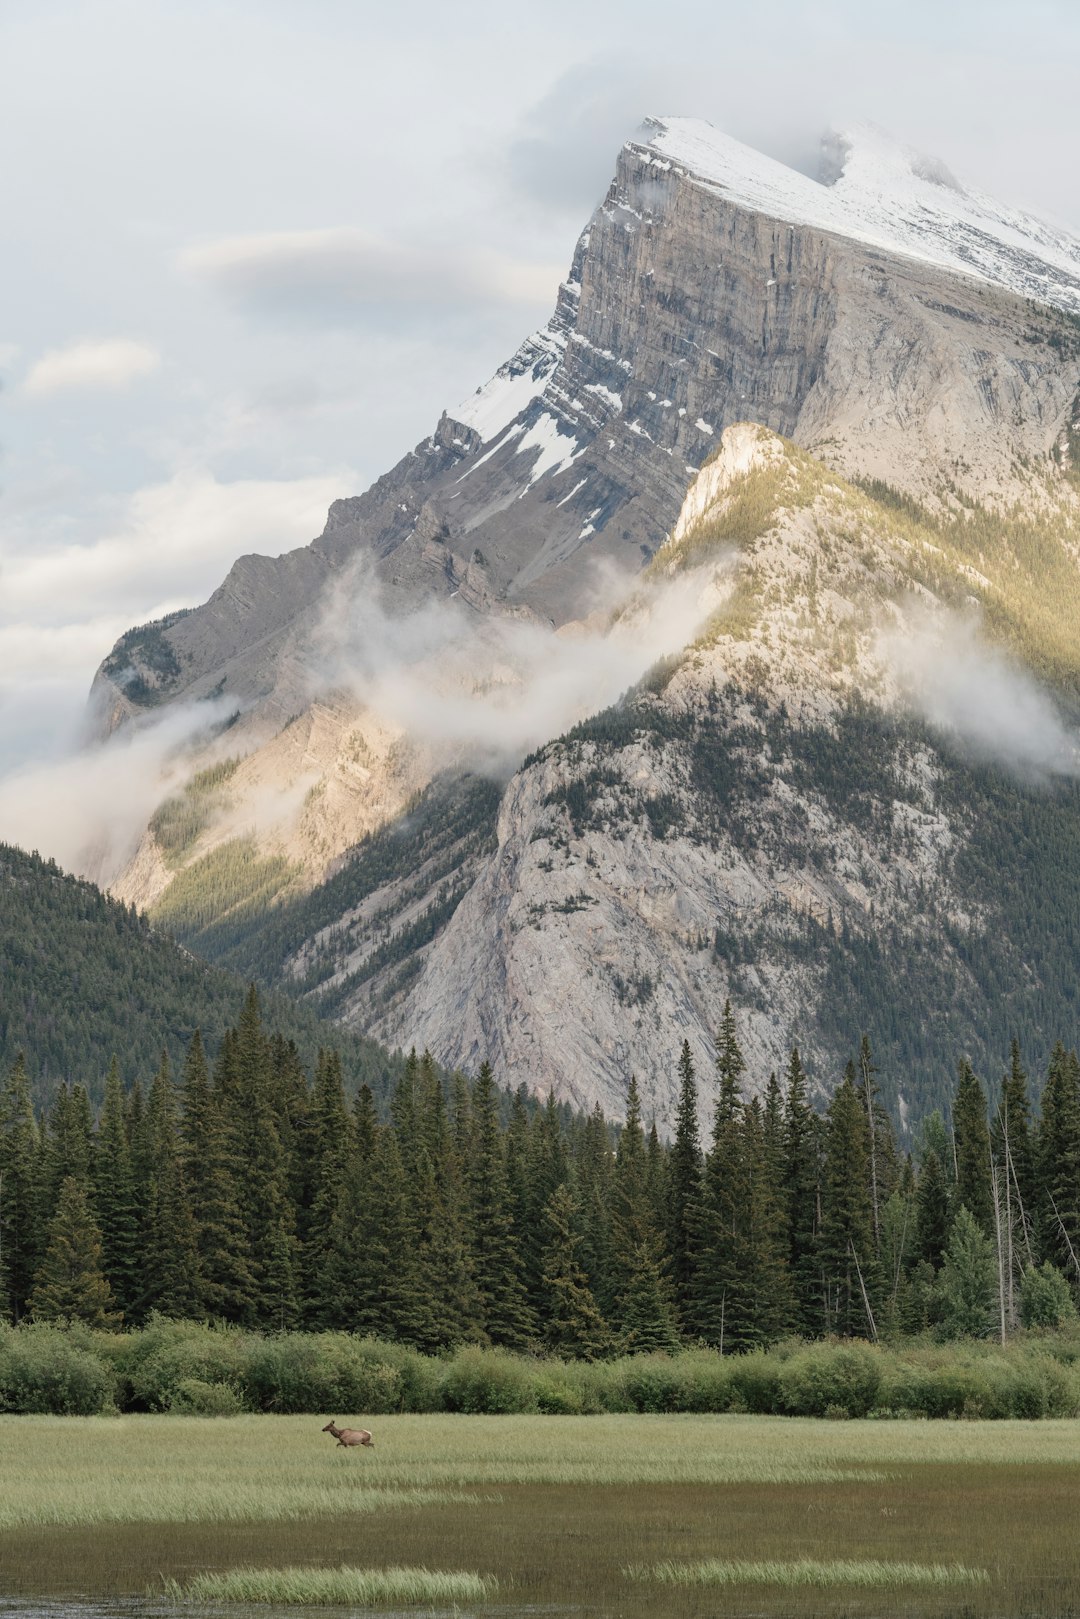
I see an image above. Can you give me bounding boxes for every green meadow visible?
[2,1413,1080,1616]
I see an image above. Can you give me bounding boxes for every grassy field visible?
[1,1413,1079,1616]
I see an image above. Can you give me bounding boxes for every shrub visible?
[0,1324,117,1414]
[779,1343,882,1418]
[670,1349,735,1413]
[119,1318,248,1411]
[616,1354,691,1413]
[442,1347,537,1414]
[170,1378,247,1416]
[533,1373,585,1414]
[1020,1265,1078,1330]
[241,1333,404,1414]
[728,1351,783,1414]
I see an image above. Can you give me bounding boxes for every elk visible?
[322,1419,374,1449]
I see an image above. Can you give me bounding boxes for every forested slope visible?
[0,843,402,1106]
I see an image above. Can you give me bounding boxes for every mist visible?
[311,557,732,772]
[0,697,239,883]
[882,610,1080,778]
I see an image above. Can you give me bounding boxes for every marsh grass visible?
[159,1564,498,1605]
[0,1414,895,1529]
[630,1557,990,1588]
[5,1416,1080,1616]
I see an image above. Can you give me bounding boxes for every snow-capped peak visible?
[638,116,1080,316]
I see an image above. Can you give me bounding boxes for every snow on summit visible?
[639,116,1080,316]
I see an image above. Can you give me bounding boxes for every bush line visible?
[5,1318,1080,1419]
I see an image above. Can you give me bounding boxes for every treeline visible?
[2,993,1079,1357]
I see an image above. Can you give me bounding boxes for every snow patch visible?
[514,412,582,490]
[639,116,1080,316]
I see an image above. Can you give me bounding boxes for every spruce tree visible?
[694,1029,746,1347]
[140,1052,203,1319]
[992,1040,1037,1267]
[820,1074,877,1337]
[226,988,299,1328]
[952,1059,993,1233]
[915,1149,950,1267]
[576,1104,614,1313]
[540,1183,610,1359]
[611,1076,678,1351]
[1036,1044,1080,1278]
[304,1048,354,1323]
[92,1058,139,1317]
[938,1205,997,1339]
[30,1176,120,1328]
[44,1083,94,1205]
[468,1062,534,1348]
[0,1053,43,1320]
[739,1098,793,1346]
[666,1040,702,1335]
[783,1047,822,1335]
[181,1029,256,1321]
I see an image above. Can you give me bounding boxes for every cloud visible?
[882,610,1080,778]
[23,338,161,398]
[0,696,237,884]
[181,228,563,325]
[1,466,350,628]
[311,553,731,771]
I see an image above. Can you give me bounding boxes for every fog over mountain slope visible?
[74,118,1080,1131]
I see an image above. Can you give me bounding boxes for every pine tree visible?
[855,1034,897,1249]
[92,1058,139,1316]
[30,1176,120,1328]
[693,1011,748,1346]
[0,1053,43,1320]
[346,1126,427,1344]
[540,1183,610,1359]
[952,1059,993,1233]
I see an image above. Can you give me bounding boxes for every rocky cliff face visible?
[88,118,1080,1129]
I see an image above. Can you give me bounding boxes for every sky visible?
[2,0,1080,784]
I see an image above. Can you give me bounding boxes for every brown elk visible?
[322,1419,374,1448]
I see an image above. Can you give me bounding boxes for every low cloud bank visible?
[882,611,1080,778]
[312,557,730,771]
[0,697,237,885]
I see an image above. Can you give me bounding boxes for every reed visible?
[159,1564,498,1605]
[630,1557,990,1588]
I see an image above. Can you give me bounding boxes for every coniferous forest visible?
[4,988,1079,1360]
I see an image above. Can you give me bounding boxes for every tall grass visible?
[160,1565,498,1605]
[630,1558,990,1588]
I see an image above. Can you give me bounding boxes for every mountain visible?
[84,117,1080,1131]
[0,841,402,1108]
